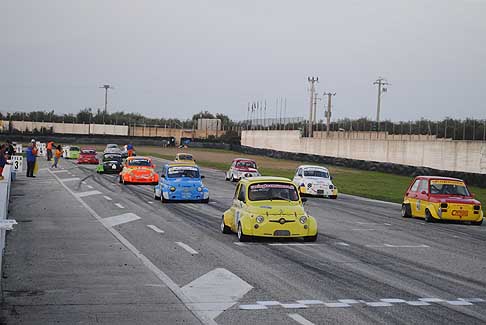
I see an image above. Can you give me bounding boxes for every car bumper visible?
[125,176,158,184]
[162,189,209,201]
[243,220,317,238]
[301,187,338,197]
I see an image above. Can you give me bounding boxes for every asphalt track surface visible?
[14,157,486,324]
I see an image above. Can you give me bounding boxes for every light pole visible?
[307,77,318,137]
[99,84,113,124]
[373,77,389,131]
[323,92,336,136]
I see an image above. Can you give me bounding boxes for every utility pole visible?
[99,84,113,124]
[323,92,336,136]
[307,77,318,137]
[373,77,389,131]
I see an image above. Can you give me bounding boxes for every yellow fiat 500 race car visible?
[175,153,196,165]
[221,177,318,242]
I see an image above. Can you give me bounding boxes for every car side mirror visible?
[301,197,308,203]
[330,176,334,180]
[201,175,205,179]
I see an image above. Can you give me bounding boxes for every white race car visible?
[293,165,338,199]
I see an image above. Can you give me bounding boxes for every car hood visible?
[433,196,480,205]
[247,201,306,217]
[166,178,203,187]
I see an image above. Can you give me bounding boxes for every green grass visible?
[139,150,486,206]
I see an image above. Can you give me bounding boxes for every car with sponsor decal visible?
[96,152,123,174]
[174,153,196,165]
[119,156,159,185]
[225,158,260,182]
[104,144,122,155]
[401,176,483,224]
[62,146,80,159]
[77,147,99,164]
[221,176,318,242]
[293,165,338,199]
[154,162,209,203]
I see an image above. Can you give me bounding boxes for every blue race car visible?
[154,163,209,203]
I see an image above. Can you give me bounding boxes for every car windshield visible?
[107,144,118,149]
[167,166,200,178]
[104,154,121,161]
[178,154,193,160]
[128,159,151,167]
[303,168,329,178]
[248,182,299,201]
[70,147,79,151]
[81,149,96,154]
[430,180,470,196]
[236,161,256,168]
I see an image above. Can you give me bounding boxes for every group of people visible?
[46,140,62,168]
[24,139,63,178]
[0,140,15,180]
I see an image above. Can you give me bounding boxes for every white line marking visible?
[76,190,102,198]
[406,301,430,306]
[176,242,199,255]
[324,302,351,308]
[257,301,281,306]
[351,228,376,231]
[147,201,154,204]
[181,268,253,320]
[61,177,80,182]
[460,298,485,302]
[147,224,164,233]
[281,303,308,309]
[446,300,473,306]
[234,242,247,246]
[366,244,430,248]
[296,300,323,305]
[81,181,87,184]
[338,299,360,304]
[288,313,315,325]
[114,203,125,209]
[380,299,406,303]
[336,242,350,247]
[101,213,140,228]
[48,169,216,325]
[365,302,393,307]
[239,304,267,310]
[419,298,444,302]
[86,185,93,189]
[104,195,112,201]
[384,223,392,226]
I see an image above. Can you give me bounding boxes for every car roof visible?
[416,176,464,182]
[233,158,256,162]
[298,165,329,170]
[167,162,198,168]
[240,176,292,184]
[81,147,96,150]
[127,156,151,160]
[177,152,192,156]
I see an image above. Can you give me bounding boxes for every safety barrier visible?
[0,165,16,280]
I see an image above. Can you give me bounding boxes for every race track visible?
[48,157,486,325]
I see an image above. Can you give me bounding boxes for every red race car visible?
[77,147,99,164]
[225,158,260,182]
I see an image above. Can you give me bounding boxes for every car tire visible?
[237,223,250,242]
[201,198,209,204]
[232,174,238,182]
[303,233,318,242]
[161,196,169,203]
[330,195,337,200]
[119,176,123,184]
[472,219,483,226]
[425,210,434,223]
[154,190,161,201]
[225,173,230,181]
[401,204,412,218]
[221,217,232,234]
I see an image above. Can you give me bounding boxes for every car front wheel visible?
[472,219,483,226]
[303,233,318,242]
[154,190,161,201]
[401,204,412,218]
[221,217,232,234]
[237,223,250,242]
[425,210,434,223]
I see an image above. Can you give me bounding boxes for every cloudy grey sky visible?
[1,0,485,121]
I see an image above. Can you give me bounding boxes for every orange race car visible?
[119,156,159,185]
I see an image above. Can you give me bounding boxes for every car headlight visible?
[299,216,308,224]
[307,183,312,188]
[170,186,176,192]
[256,215,264,223]
[329,185,334,189]
[197,187,202,192]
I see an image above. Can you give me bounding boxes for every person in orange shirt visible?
[52,145,62,168]
[46,141,54,161]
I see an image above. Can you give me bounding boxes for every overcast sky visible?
[1,0,485,122]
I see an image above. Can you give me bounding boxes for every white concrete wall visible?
[5,121,129,136]
[241,130,486,174]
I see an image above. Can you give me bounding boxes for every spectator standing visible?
[127,143,134,157]
[5,140,15,159]
[46,140,54,161]
[26,140,37,178]
[0,144,7,181]
[52,145,62,168]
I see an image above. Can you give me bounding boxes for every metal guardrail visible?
[0,165,17,280]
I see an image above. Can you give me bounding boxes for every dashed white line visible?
[76,190,102,198]
[176,242,199,255]
[114,203,125,209]
[104,196,112,201]
[61,177,80,182]
[101,213,141,228]
[86,185,93,189]
[336,242,350,247]
[147,224,164,233]
[288,313,315,325]
[81,181,87,184]
[366,244,430,248]
[351,228,376,231]
[147,201,154,204]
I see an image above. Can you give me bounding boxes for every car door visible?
[415,179,430,217]
[407,178,421,216]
